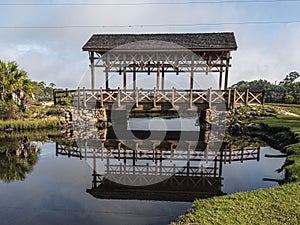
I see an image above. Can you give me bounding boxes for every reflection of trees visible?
[0,138,40,183]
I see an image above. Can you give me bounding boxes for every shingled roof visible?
[82,32,238,52]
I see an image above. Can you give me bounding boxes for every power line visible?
[0,0,300,6]
[0,20,300,29]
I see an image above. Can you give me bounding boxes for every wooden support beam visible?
[224,53,230,90]
[245,89,249,106]
[233,88,237,109]
[190,56,194,90]
[105,68,109,89]
[208,88,212,108]
[123,67,127,90]
[83,87,86,109]
[161,66,165,90]
[133,66,136,90]
[77,87,80,109]
[227,88,231,109]
[156,63,161,90]
[90,52,95,90]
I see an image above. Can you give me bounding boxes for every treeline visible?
[231,71,300,104]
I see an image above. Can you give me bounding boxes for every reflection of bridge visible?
[56,139,260,165]
[56,131,260,201]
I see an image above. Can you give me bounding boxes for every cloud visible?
[0,1,300,88]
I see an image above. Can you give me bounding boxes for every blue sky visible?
[0,0,300,88]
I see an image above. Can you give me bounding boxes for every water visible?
[0,118,286,225]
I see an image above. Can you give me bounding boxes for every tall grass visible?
[0,119,61,131]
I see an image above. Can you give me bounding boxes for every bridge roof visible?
[82,32,238,52]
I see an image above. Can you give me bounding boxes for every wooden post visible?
[224,53,230,90]
[189,89,193,109]
[135,87,139,108]
[77,87,80,109]
[100,87,104,108]
[154,88,157,108]
[229,145,232,164]
[156,63,160,90]
[133,66,136,90]
[83,87,86,109]
[161,66,165,90]
[117,87,121,108]
[233,88,237,109]
[53,89,57,105]
[241,147,244,163]
[90,52,95,90]
[190,56,194,90]
[245,89,249,106]
[105,68,109,90]
[190,70,194,90]
[208,88,212,108]
[123,67,127,90]
[227,88,231,109]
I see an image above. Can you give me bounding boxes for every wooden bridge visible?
[54,87,264,110]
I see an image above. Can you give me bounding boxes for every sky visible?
[0,0,300,89]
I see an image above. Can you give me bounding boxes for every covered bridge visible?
[82,32,238,90]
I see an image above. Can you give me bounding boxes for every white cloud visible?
[0,1,300,88]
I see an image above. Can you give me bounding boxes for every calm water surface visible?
[0,118,286,225]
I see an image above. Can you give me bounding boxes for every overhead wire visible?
[0,0,300,6]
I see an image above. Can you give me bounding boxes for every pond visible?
[0,118,286,225]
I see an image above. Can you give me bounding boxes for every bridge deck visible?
[54,88,265,110]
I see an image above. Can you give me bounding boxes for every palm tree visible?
[0,60,28,101]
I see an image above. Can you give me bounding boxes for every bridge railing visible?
[53,88,265,109]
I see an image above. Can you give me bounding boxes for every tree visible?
[280,71,300,103]
[0,60,35,101]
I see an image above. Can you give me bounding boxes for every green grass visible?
[173,182,300,225]
[0,118,61,131]
[173,107,300,225]
[266,103,300,116]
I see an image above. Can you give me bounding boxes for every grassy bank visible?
[0,118,61,131]
[173,106,300,225]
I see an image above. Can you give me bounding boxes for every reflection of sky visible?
[128,117,200,131]
[0,143,190,225]
[222,147,286,194]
